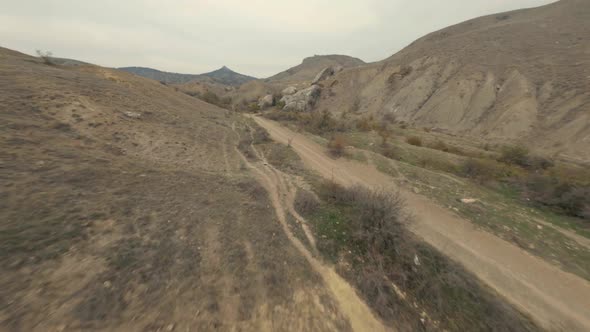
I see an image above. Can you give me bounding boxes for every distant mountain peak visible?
[118,65,256,86]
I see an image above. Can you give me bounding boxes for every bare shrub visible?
[349,98,361,113]
[328,135,347,157]
[252,126,271,144]
[405,136,422,146]
[430,140,449,152]
[356,117,372,132]
[380,143,398,159]
[498,145,529,166]
[399,65,413,77]
[524,175,590,220]
[382,113,396,124]
[36,50,54,65]
[459,158,506,183]
[313,181,538,330]
[378,127,391,147]
[294,189,320,215]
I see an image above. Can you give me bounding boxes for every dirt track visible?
[252,115,590,332]
[233,122,389,332]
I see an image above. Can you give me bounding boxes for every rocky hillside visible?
[118,65,256,86]
[314,0,590,162]
[266,54,365,84]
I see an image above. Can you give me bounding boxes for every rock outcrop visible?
[258,94,274,109]
[281,86,298,96]
[281,85,321,112]
[311,67,335,85]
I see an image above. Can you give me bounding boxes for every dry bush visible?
[419,156,459,174]
[328,135,347,157]
[349,98,361,114]
[252,126,271,144]
[356,117,373,132]
[405,136,422,146]
[382,113,396,124]
[459,158,506,183]
[378,127,392,147]
[36,50,54,65]
[524,175,590,220]
[249,103,261,112]
[430,140,449,152]
[262,110,298,122]
[314,181,537,331]
[294,189,320,215]
[237,138,257,160]
[381,143,398,159]
[399,65,413,78]
[498,145,529,166]
[200,91,220,105]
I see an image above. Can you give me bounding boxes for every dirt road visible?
[252,115,590,332]
[233,122,390,332]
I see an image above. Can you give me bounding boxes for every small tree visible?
[36,50,54,65]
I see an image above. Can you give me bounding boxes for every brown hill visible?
[118,65,256,86]
[0,47,351,331]
[315,0,590,162]
[266,54,365,84]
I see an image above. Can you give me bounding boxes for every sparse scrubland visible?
[294,180,537,331]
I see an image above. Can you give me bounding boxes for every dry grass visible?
[0,48,347,331]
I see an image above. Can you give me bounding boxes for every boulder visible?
[281,86,298,96]
[281,85,321,112]
[258,94,274,109]
[311,67,335,85]
[124,111,141,118]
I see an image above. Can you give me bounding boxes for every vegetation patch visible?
[299,181,538,331]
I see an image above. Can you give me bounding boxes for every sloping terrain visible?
[314,0,590,162]
[118,65,256,86]
[252,115,590,331]
[266,55,365,84]
[0,47,368,331]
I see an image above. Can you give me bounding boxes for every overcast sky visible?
[1,0,555,78]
